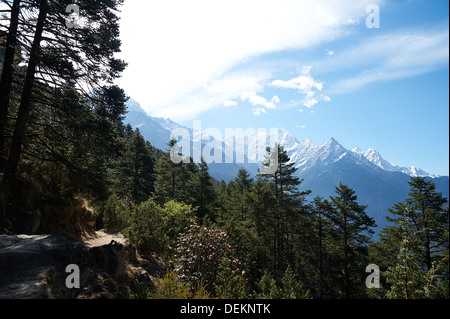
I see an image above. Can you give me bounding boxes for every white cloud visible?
[304,98,319,108]
[115,0,383,121]
[223,100,238,107]
[149,71,270,120]
[272,75,324,93]
[271,67,328,109]
[312,27,450,94]
[272,95,281,105]
[252,107,267,116]
[241,92,280,110]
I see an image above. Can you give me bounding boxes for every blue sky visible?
[115,0,449,176]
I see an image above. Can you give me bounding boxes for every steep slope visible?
[354,147,436,178]
[123,99,449,233]
[298,150,412,232]
[0,234,149,299]
[124,98,249,182]
[280,135,447,232]
[124,98,172,151]
[229,128,448,232]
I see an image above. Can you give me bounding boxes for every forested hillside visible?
[0,0,448,299]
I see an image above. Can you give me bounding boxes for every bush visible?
[98,195,131,232]
[126,198,196,257]
[214,256,248,299]
[126,198,168,255]
[256,270,281,299]
[174,221,246,295]
[148,270,211,299]
[255,266,311,299]
[160,200,196,246]
[152,270,190,299]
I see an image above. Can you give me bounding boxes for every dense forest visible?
[0,0,448,299]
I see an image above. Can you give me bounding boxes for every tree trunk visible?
[318,214,324,299]
[343,211,351,299]
[0,0,21,171]
[423,208,432,271]
[2,1,48,190]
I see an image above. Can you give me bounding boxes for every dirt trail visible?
[84,230,128,248]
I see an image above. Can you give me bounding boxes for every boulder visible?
[0,234,137,299]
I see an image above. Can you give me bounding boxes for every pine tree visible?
[0,0,20,166]
[385,206,426,299]
[153,139,192,204]
[378,177,449,298]
[215,180,230,223]
[309,196,337,298]
[2,0,49,189]
[245,177,276,283]
[280,265,311,299]
[188,157,216,221]
[390,177,448,271]
[0,0,126,213]
[230,168,253,222]
[214,256,247,299]
[328,182,376,299]
[256,270,281,299]
[115,128,155,204]
[259,143,311,278]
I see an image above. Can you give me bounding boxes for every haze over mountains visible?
[124,98,449,232]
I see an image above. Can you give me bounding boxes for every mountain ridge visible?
[123,97,442,180]
[123,98,449,232]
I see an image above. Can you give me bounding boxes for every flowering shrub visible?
[174,220,246,292]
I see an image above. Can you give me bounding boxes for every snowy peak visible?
[126,98,184,132]
[316,138,350,164]
[264,128,300,150]
[351,146,437,178]
[302,137,317,147]
[283,135,437,178]
[152,116,185,133]
[325,137,339,145]
[287,137,360,174]
[126,98,146,114]
[400,166,435,178]
[299,137,319,152]
[123,96,437,179]
[362,148,392,171]
[364,148,380,161]
[322,137,346,152]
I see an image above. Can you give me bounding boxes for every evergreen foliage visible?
[0,1,447,299]
[370,177,449,299]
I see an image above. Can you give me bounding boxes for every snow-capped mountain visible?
[123,98,449,232]
[237,128,436,179]
[124,98,442,183]
[124,98,249,181]
[352,147,436,178]
[222,128,447,232]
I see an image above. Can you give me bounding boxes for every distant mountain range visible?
[124,98,449,232]
[353,147,436,178]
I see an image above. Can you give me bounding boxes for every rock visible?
[0,234,138,299]
[0,234,89,299]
